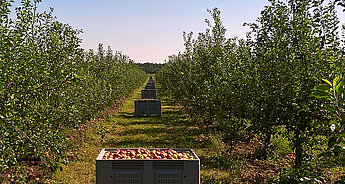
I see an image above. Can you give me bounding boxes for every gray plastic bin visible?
[135,99,161,117]
[145,85,156,90]
[146,82,155,87]
[96,148,200,184]
[141,89,157,99]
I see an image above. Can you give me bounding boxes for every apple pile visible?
[102,148,194,160]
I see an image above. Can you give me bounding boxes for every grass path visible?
[48,80,237,184]
[47,79,243,184]
[46,78,344,184]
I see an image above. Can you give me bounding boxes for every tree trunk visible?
[263,128,272,159]
[294,129,303,169]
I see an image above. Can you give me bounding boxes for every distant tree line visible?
[136,62,165,74]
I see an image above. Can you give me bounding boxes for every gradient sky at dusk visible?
[31,0,345,63]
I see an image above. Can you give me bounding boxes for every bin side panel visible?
[134,101,140,116]
[141,90,157,99]
[145,85,156,89]
[135,100,148,116]
[146,82,156,87]
[143,161,154,184]
[96,160,113,184]
[113,169,142,184]
[96,149,200,184]
[183,161,200,184]
[154,169,183,184]
[135,100,161,117]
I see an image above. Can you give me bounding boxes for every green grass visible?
[46,79,240,183]
[41,76,345,184]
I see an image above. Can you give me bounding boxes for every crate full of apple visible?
[96,148,200,184]
[102,148,194,160]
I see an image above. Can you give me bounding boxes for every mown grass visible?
[43,74,345,184]
[46,76,244,183]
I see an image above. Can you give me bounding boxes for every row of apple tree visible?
[157,0,344,182]
[0,0,146,175]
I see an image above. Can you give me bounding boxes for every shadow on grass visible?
[116,111,134,116]
[112,117,205,149]
[113,134,202,149]
[117,112,171,121]
[107,98,206,149]
[114,137,171,148]
[199,154,246,170]
[162,109,181,117]
[125,120,166,125]
[118,127,168,136]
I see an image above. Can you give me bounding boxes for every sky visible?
[32,0,270,63]
[13,0,345,63]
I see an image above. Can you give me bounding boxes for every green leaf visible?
[333,76,340,87]
[329,120,338,126]
[309,91,331,100]
[318,151,333,158]
[328,137,337,148]
[339,130,345,138]
[333,146,344,156]
[324,105,335,113]
[323,79,332,86]
[314,84,331,92]
[336,78,345,93]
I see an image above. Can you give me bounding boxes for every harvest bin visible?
[146,81,156,86]
[148,77,154,82]
[145,85,156,90]
[146,82,156,87]
[96,148,200,184]
[135,99,161,117]
[141,89,157,99]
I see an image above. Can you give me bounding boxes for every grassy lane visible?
[47,80,241,184]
